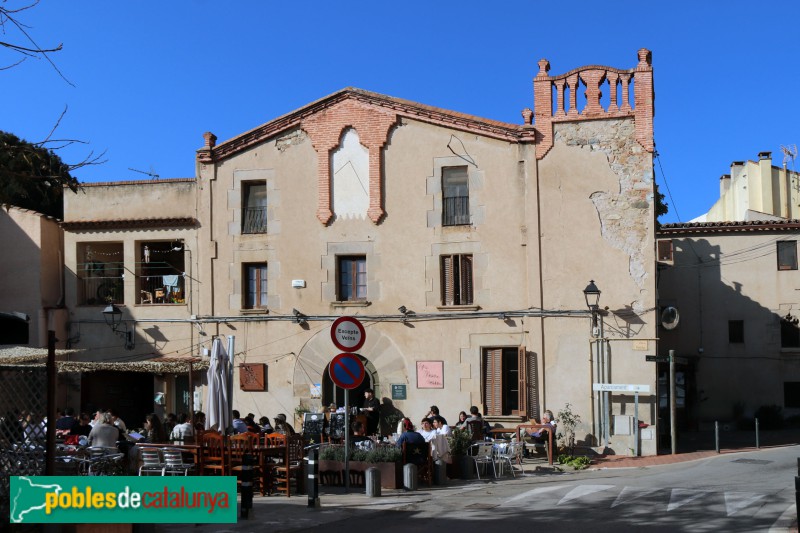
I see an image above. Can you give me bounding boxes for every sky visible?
[3,1,800,224]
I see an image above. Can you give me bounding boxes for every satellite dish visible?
[661,306,680,330]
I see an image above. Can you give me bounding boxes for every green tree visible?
[655,184,669,228]
[0,131,79,219]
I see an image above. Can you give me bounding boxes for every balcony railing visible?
[242,207,267,234]
[443,196,470,226]
[139,275,185,304]
[80,276,124,305]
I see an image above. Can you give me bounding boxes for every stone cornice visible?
[61,217,197,231]
[658,219,800,235]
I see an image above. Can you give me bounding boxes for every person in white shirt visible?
[432,415,451,436]
[418,417,437,442]
[109,409,127,432]
[168,413,195,443]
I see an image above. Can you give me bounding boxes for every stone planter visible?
[319,459,402,489]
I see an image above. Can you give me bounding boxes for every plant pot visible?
[458,455,475,480]
[318,459,401,489]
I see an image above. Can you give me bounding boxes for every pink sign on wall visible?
[416,361,444,389]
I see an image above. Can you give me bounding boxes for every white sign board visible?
[592,383,651,393]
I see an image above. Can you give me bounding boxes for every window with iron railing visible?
[77,242,125,305]
[136,241,186,304]
[442,166,469,226]
[242,182,267,234]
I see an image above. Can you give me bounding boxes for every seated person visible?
[274,413,296,436]
[427,405,447,426]
[351,421,375,451]
[418,418,437,442]
[454,411,469,430]
[168,413,194,443]
[529,409,557,443]
[88,412,120,448]
[70,413,93,437]
[395,418,426,464]
[432,415,451,436]
[258,416,274,433]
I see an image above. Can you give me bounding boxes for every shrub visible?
[447,427,472,456]
[319,445,400,463]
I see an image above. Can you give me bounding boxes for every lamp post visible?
[102,303,134,350]
[583,280,608,447]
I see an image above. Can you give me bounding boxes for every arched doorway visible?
[321,354,378,410]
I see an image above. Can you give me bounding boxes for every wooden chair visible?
[200,430,227,475]
[264,432,286,447]
[402,441,433,487]
[273,435,305,497]
[467,420,485,441]
[229,433,261,493]
[140,290,153,304]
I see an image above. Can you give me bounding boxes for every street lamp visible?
[101,304,134,350]
[102,303,123,332]
[583,280,601,337]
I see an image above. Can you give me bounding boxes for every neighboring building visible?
[61,49,658,455]
[693,151,800,223]
[658,220,800,430]
[0,205,67,346]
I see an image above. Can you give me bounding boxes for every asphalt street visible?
[157,446,800,533]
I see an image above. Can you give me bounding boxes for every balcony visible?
[242,207,267,234]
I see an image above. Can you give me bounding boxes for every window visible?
[777,241,797,270]
[244,263,268,309]
[781,314,800,348]
[483,347,534,417]
[442,166,469,226]
[77,242,124,305]
[242,182,267,234]
[657,239,674,263]
[137,241,186,304]
[784,382,800,408]
[728,320,744,343]
[337,256,366,301]
[441,254,473,306]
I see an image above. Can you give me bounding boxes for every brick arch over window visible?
[302,99,397,225]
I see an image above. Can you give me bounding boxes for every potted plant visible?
[446,427,474,479]
[319,445,403,489]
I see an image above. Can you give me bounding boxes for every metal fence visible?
[0,366,47,525]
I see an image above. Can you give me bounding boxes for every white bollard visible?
[366,467,381,497]
[403,463,418,491]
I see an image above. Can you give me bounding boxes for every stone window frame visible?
[322,242,379,307]
[427,156,485,229]
[242,262,268,310]
[427,242,485,311]
[228,169,279,237]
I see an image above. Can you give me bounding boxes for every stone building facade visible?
[60,49,658,454]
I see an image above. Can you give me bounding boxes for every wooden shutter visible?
[526,350,540,421]
[461,255,473,304]
[483,348,503,416]
[441,255,454,306]
[514,346,527,416]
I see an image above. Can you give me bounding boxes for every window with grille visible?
[441,254,473,306]
[244,263,268,309]
[242,182,267,234]
[337,256,366,301]
[777,241,797,270]
[442,166,469,226]
[483,346,536,418]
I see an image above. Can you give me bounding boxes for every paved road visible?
[159,446,800,533]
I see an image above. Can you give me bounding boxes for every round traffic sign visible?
[329,353,366,390]
[331,316,366,352]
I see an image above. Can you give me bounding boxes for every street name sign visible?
[592,383,651,393]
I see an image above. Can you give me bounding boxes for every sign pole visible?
[670,349,677,455]
[344,392,350,492]
[634,391,640,457]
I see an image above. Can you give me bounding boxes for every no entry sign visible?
[331,316,366,352]
[329,353,366,390]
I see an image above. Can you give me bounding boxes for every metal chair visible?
[494,441,524,477]
[138,447,165,476]
[163,448,195,476]
[470,442,497,480]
